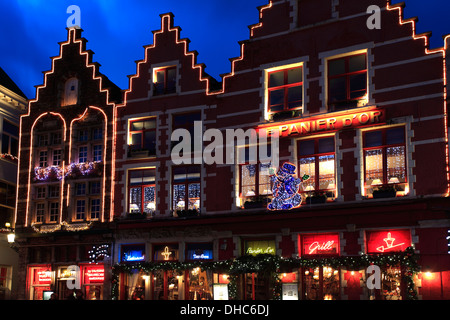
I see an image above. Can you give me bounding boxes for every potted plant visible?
[305,191,327,204]
[243,196,271,209]
[372,185,397,199]
[270,110,302,122]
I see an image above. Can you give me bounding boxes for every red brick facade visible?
[14,1,450,300]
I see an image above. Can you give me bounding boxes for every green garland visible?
[111,247,419,300]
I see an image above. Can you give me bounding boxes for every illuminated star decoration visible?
[267,162,309,211]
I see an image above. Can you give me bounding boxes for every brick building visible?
[14,0,450,300]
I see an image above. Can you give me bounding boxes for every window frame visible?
[128,118,157,155]
[49,201,59,223]
[153,66,177,96]
[127,169,156,215]
[267,66,303,114]
[362,126,408,195]
[327,53,368,107]
[1,119,19,157]
[172,165,201,212]
[297,136,336,196]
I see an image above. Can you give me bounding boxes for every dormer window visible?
[62,77,79,106]
[153,66,177,96]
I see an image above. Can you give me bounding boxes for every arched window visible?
[62,77,79,106]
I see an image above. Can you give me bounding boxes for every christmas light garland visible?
[33,161,103,182]
[111,247,419,300]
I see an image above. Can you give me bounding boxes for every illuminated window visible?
[62,77,79,106]
[78,146,87,163]
[303,266,340,300]
[240,163,272,199]
[90,199,100,220]
[128,169,156,215]
[268,66,303,113]
[93,145,102,162]
[298,137,336,200]
[328,53,367,109]
[128,118,156,156]
[1,120,19,157]
[363,127,407,198]
[153,66,177,96]
[35,203,45,223]
[49,202,59,222]
[172,166,201,212]
[52,149,62,166]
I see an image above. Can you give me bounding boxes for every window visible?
[48,185,60,198]
[39,151,48,168]
[240,163,272,199]
[90,181,101,195]
[363,127,407,198]
[36,187,46,199]
[35,203,45,223]
[76,183,86,196]
[298,137,336,200]
[153,66,177,95]
[76,199,86,220]
[128,169,156,215]
[49,202,59,222]
[38,134,49,147]
[268,66,303,113]
[2,120,19,157]
[93,145,102,162]
[92,128,102,140]
[172,112,202,153]
[172,166,201,212]
[128,118,156,155]
[79,146,88,163]
[78,130,88,142]
[328,53,367,109]
[90,199,101,220]
[51,132,62,145]
[62,77,78,106]
[53,150,62,166]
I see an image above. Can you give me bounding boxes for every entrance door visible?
[152,270,182,300]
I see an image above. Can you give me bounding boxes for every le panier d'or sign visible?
[261,109,384,138]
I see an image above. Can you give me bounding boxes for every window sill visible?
[268,109,302,122]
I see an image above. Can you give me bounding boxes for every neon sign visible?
[260,109,384,138]
[367,230,411,253]
[302,234,339,256]
[84,267,105,283]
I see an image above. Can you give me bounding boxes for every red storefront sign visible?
[84,266,105,284]
[260,109,385,138]
[366,230,411,253]
[32,268,52,285]
[301,234,339,256]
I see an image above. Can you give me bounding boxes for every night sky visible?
[1,0,449,99]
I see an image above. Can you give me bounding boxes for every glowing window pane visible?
[173,184,186,210]
[129,187,142,213]
[242,164,256,197]
[143,186,155,214]
[318,155,335,190]
[258,162,272,195]
[188,183,201,210]
[299,157,315,191]
[387,146,406,183]
[365,149,383,183]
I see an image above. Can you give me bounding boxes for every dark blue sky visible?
[1,0,449,99]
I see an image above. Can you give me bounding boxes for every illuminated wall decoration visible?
[301,234,339,256]
[186,243,213,261]
[366,230,411,254]
[121,244,146,262]
[267,162,309,211]
[245,240,276,256]
[386,1,450,195]
[153,244,179,261]
[88,244,111,263]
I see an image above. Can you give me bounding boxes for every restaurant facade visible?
[13,0,450,300]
